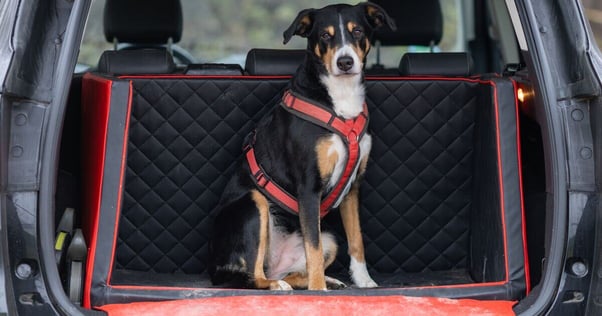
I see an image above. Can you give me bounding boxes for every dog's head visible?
[283,2,396,77]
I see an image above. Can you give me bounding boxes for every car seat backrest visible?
[104,0,183,45]
[399,52,473,76]
[97,49,177,75]
[245,49,305,75]
[369,0,443,47]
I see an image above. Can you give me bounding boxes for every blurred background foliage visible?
[78,1,602,68]
[78,0,462,67]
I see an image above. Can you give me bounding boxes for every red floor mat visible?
[98,295,516,316]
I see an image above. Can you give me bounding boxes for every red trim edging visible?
[81,73,114,308]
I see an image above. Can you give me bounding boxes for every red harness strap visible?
[245,90,369,218]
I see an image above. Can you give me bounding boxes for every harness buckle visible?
[254,169,269,187]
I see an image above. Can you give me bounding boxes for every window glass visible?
[582,0,602,48]
[78,0,464,68]
[78,0,110,67]
[365,0,464,68]
[178,0,356,64]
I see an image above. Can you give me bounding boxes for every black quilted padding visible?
[362,80,477,273]
[116,78,287,273]
[115,78,479,276]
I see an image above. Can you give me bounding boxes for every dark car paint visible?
[1,0,97,315]
[0,0,601,315]
[511,1,601,315]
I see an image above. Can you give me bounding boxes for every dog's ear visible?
[361,2,396,31]
[283,8,315,44]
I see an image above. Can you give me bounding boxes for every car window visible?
[582,0,602,48]
[366,0,464,69]
[78,0,463,68]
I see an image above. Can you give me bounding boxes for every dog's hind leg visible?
[250,190,293,291]
[278,232,345,289]
[209,189,291,290]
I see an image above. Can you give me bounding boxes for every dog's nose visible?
[337,56,354,71]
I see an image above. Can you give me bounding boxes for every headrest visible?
[370,0,443,46]
[245,49,305,75]
[399,53,472,76]
[185,64,243,76]
[104,0,183,44]
[97,49,176,74]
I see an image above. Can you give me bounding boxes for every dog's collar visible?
[245,89,369,218]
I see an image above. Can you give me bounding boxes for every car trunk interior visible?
[52,0,548,312]
[52,63,536,308]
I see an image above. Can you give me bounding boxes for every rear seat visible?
[104,0,196,64]
[80,53,529,308]
[399,52,473,76]
[97,49,177,75]
[245,48,305,75]
[184,63,244,75]
[367,0,443,75]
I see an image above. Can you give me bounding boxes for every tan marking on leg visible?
[315,137,339,181]
[250,190,283,289]
[339,184,365,263]
[322,233,338,268]
[304,239,326,290]
[253,278,272,289]
[283,272,309,289]
[298,197,326,290]
[282,233,339,290]
[255,278,292,290]
[281,232,337,290]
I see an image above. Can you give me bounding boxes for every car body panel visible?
[0,0,601,315]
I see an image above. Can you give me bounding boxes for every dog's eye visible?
[320,32,332,41]
[352,28,363,38]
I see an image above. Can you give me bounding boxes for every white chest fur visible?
[320,74,365,119]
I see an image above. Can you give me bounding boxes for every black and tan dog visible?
[208,3,395,290]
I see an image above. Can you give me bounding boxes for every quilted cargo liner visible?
[81,74,529,307]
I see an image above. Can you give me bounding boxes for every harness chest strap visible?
[245,90,369,218]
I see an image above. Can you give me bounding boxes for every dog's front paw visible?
[354,277,378,288]
[350,257,378,288]
[270,280,293,291]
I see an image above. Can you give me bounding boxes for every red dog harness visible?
[245,90,369,218]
